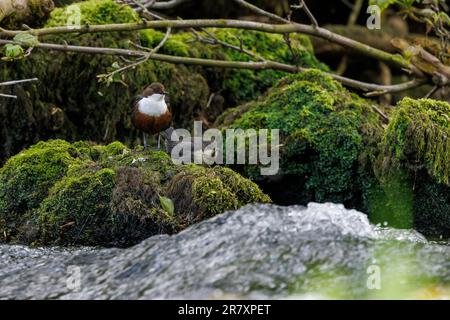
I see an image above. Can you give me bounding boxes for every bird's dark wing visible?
[165,95,172,114]
[132,95,143,109]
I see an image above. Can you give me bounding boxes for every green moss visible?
[370,97,450,236]
[382,97,450,186]
[216,167,271,206]
[367,170,414,229]
[0,140,271,247]
[38,168,116,246]
[46,0,139,26]
[0,140,83,220]
[219,69,383,206]
[166,165,271,225]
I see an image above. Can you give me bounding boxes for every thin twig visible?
[232,0,289,23]
[0,78,38,86]
[193,29,266,62]
[371,105,390,123]
[100,26,172,80]
[424,85,439,99]
[132,0,266,62]
[336,0,363,75]
[0,93,17,99]
[141,0,191,10]
[291,0,319,28]
[205,93,215,110]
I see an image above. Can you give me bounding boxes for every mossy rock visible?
[368,98,450,236]
[0,0,325,164]
[382,98,449,186]
[166,165,271,225]
[216,69,384,208]
[0,140,271,247]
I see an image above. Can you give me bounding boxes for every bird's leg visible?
[157,134,161,150]
[143,132,148,149]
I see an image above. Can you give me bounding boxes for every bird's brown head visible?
[142,82,168,97]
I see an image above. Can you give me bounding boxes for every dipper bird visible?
[132,82,172,149]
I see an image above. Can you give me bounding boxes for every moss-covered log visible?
[0,139,271,247]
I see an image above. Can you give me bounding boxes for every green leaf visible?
[4,44,24,59]
[369,0,398,11]
[159,195,174,215]
[13,34,39,47]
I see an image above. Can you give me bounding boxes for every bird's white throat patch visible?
[138,94,168,116]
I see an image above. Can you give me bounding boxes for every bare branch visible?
[291,1,319,28]
[132,0,266,62]
[336,0,364,75]
[0,77,37,99]
[0,93,18,99]
[121,0,192,12]
[331,75,427,96]
[232,0,289,23]
[347,0,364,26]
[192,29,266,62]
[0,39,427,95]
[370,105,389,123]
[0,19,413,72]
[425,85,439,99]
[0,78,38,86]
[141,0,191,10]
[99,26,172,81]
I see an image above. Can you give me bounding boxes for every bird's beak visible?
[163,91,169,95]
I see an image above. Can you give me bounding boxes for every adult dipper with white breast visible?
[132,82,172,149]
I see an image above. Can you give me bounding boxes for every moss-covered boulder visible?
[382,98,449,186]
[216,69,384,209]
[0,140,270,247]
[0,0,325,163]
[369,98,450,236]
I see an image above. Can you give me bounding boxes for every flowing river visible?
[0,203,449,299]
